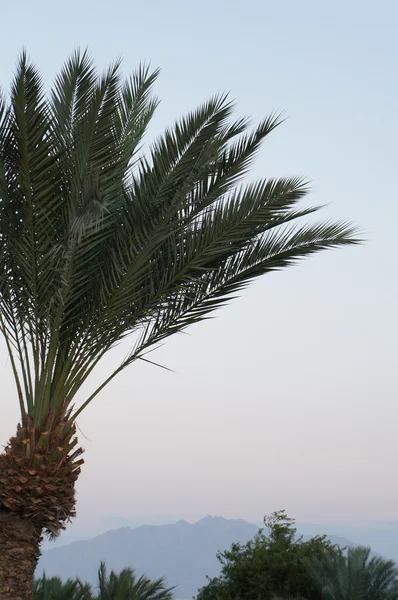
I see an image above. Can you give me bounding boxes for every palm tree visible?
[95,561,174,600]
[307,546,398,600]
[0,49,358,598]
[32,563,173,600]
[32,574,93,599]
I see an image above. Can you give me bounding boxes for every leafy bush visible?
[196,511,340,600]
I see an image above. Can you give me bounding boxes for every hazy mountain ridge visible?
[37,516,389,598]
[38,517,260,597]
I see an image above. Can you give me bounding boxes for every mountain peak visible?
[195,515,225,525]
[195,515,250,527]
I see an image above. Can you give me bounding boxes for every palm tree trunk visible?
[0,409,83,598]
[0,508,42,599]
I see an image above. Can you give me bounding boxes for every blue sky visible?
[1,0,397,535]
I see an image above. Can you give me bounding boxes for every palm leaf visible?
[96,561,174,600]
[306,546,398,600]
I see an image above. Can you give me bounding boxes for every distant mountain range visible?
[37,516,358,599]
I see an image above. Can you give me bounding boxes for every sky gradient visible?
[1,0,397,537]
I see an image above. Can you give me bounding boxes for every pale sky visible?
[1,0,397,539]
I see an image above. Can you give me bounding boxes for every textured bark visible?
[0,407,83,537]
[0,408,82,598]
[0,508,42,600]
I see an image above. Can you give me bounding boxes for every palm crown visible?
[0,50,358,426]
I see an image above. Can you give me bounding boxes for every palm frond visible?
[96,561,174,600]
[306,546,398,600]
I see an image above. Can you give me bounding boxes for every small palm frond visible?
[32,572,93,599]
[96,561,174,600]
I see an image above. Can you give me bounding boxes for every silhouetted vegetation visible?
[33,561,174,600]
[32,512,398,600]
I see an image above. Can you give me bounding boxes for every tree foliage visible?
[96,561,174,600]
[32,573,92,599]
[33,561,174,600]
[196,511,340,600]
[307,545,398,600]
